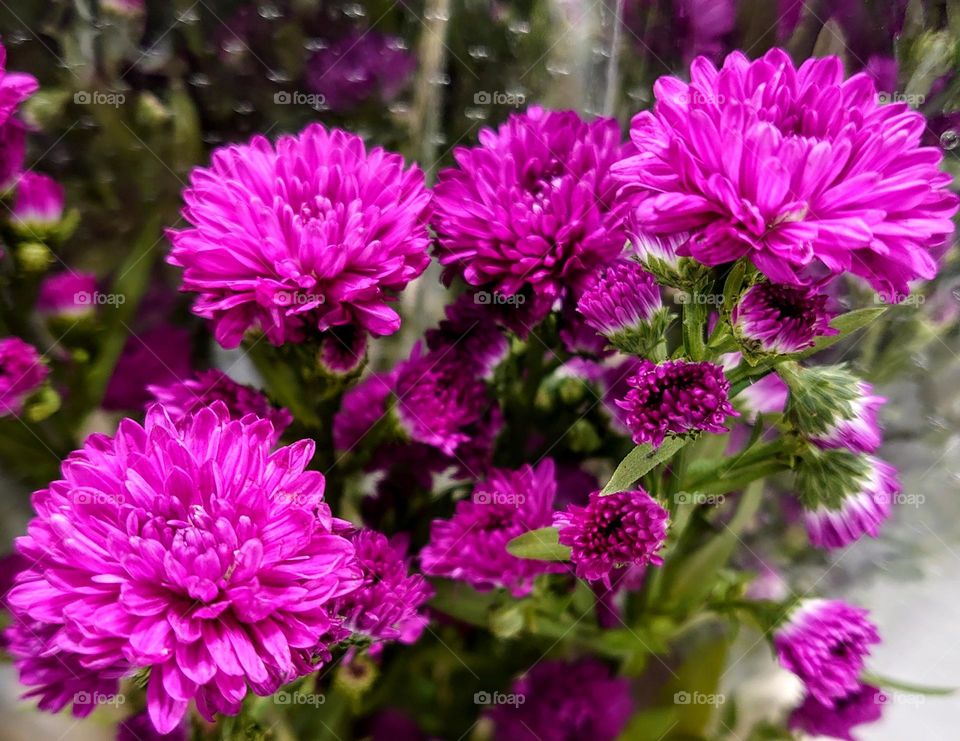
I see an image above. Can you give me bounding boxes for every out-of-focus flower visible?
[148,369,293,443]
[616,359,737,447]
[103,325,193,410]
[36,271,98,320]
[797,452,898,550]
[433,107,628,326]
[117,709,187,741]
[745,563,790,602]
[333,371,396,452]
[732,282,837,355]
[0,116,26,191]
[0,44,37,188]
[306,31,415,112]
[735,368,789,421]
[555,489,668,586]
[102,0,145,17]
[576,259,669,354]
[626,0,735,64]
[788,683,885,741]
[0,336,48,417]
[425,293,509,377]
[167,124,431,351]
[774,599,880,705]
[809,381,885,454]
[336,530,432,644]
[6,403,361,734]
[11,172,64,231]
[420,459,565,596]
[613,49,959,299]
[489,658,633,741]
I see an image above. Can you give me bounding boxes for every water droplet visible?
[465,107,489,121]
[940,129,959,150]
[429,73,450,86]
[428,133,447,146]
[926,415,948,431]
[468,45,490,60]
[508,20,530,35]
[266,69,290,83]
[546,62,570,76]
[950,286,960,304]
[8,29,29,45]
[221,38,246,55]
[258,3,282,20]
[388,102,411,116]
[234,101,255,115]
[176,7,200,24]
[424,9,450,21]
[343,3,366,18]
[188,73,211,88]
[304,38,328,52]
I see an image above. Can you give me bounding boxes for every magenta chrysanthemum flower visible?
[732,282,837,354]
[612,49,959,298]
[306,31,415,112]
[788,683,885,741]
[0,336,48,417]
[616,359,737,447]
[802,455,898,550]
[432,107,629,316]
[118,709,187,741]
[335,530,432,645]
[576,259,664,338]
[555,489,669,586]
[420,459,565,596]
[36,271,98,319]
[167,123,431,349]
[774,599,881,705]
[148,369,292,443]
[0,44,36,184]
[488,659,633,741]
[12,172,65,228]
[810,381,885,454]
[6,403,361,734]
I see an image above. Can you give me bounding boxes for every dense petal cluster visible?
[612,49,959,298]
[420,459,565,596]
[774,599,880,705]
[616,359,737,447]
[148,369,293,443]
[788,683,885,741]
[36,271,98,319]
[732,282,837,354]
[489,659,633,741]
[0,44,37,190]
[810,381,885,454]
[555,490,669,586]
[803,455,899,549]
[576,259,664,337]
[0,336,48,417]
[12,172,65,228]
[306,31,415,112]
[167,123,431,349]
[432,107,629,318]
[335,530,432,644]
[6,403,362,734]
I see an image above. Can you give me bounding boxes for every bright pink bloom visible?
[613,49,959,299]
[12,172,65,227]
[167,123,431,349]
[36,271,98,319]
[0,336,48,417]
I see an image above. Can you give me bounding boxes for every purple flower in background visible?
[103,325,193,410]
[789,683,885,741]
[425,293,509,377]
[774,599,880,705]
[732,365,788,420]
[613,49,959,300]
[117,710,187,741]
[0,44,36,179]
[102,0,145,17]
[555,489,669,586]
[0,337,48,417]
[333,371,396,452]
[803,455,899,549]
[167,124,431,349]
[865,55,898,96]
[36,271,98,320]
[576,259,664,338]
[433,107,629,323]
[625,0,735,64]
[148,369,293,443]
[732,283,837,354]
[616,359,737,447]
[810,381,885,453]
[336,530,432,644]
[489,659,633,741]
[6,403,361,734]
[420,459,565,596]
[306,31,415,112]
[11,172,65,229]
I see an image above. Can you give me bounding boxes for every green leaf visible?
[603,437,690,495]
[862,671,956,696]
[794,307,887,359]
[506,527,570,561]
